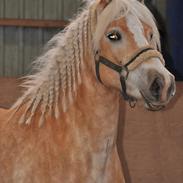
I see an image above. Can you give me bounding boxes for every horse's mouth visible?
[140,91,165,111]
[144,101,165,111]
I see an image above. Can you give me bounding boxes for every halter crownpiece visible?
[95,46,165,107]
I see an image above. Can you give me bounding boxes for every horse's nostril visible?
[150,77,163,100]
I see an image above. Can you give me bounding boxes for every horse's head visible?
[93,0,175,110]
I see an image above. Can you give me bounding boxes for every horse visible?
[0,0,176,182]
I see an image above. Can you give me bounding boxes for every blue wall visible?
[167,0,183,80]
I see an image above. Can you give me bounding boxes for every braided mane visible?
[12,0,160,126]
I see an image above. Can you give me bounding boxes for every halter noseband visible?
[95,47,165,107]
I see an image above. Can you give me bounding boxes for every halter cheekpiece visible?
[95,47,165,108]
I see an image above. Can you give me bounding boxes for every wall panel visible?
[4,0,19,76]
[4,0,19,19]
[0,0,4,75]
[0,0,81,77]
[4,27,19,76]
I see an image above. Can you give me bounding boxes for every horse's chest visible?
[11,137,115,183]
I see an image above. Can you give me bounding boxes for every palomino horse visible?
[0,0,175,182]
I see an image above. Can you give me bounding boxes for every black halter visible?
[95,47,154,107]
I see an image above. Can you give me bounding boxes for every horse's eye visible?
[107,31,122,41]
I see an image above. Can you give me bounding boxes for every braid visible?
[54,65,61,119]
[12,8,93,126]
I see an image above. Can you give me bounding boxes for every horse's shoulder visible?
[0,108,23,128]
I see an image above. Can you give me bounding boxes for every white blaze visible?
[126,13,148,47]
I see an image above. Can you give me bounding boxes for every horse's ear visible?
[97,0,112,12]
[137,0,145,4]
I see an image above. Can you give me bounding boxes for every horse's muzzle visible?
[141,74,176,111]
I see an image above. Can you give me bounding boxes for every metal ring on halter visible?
[129,99,137,108]
[120,66,129,80]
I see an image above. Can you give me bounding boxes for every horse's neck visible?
[62,67,120,147]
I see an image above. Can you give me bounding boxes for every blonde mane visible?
[12,0,160,126]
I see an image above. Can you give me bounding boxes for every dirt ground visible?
[0,78,183,183]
